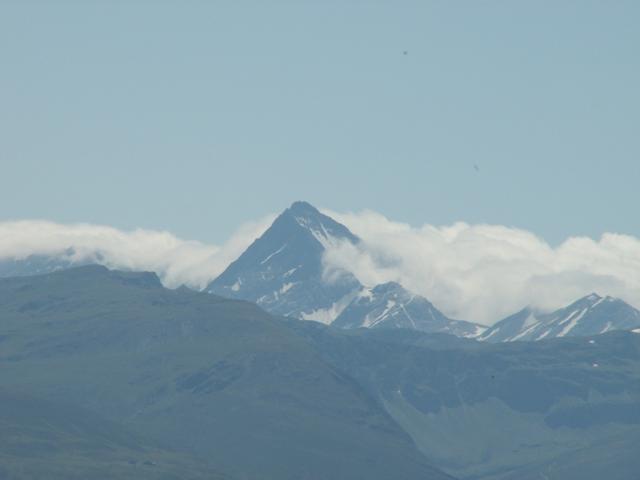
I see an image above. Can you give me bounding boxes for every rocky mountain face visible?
[207,201,361,320]
[4,202,640,342]
[333,281,484,337]
[207,201,484,335]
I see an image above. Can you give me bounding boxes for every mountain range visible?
[288,320,640,480]
[2,202,640,478]
[207,201,484,337]
[480,293,640,342]
[0,265,452,480]
[2,265,640,479]
[207,201,640,341]
[2,201,640,342]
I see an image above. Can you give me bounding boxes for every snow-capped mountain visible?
[479,293,640,342]
[207,201,361,319]
[333,282,485,337]
[207,201,481,335]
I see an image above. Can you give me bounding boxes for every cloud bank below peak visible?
[321,208,640,324]
[0,216,275,290]
[1,207,639,325]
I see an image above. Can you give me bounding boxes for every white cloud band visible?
[1,209,639,325]
[322,209,640,324]
[0,216,274,290]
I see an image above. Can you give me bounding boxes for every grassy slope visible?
[0,389,226,480]
[287,321,640,479]
[491,428,640,480]
[0,266,452,480]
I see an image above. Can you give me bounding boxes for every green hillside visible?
[287,321,640,479]
[0,266,451,480]
[0,389,226,480]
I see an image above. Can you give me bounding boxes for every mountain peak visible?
[275,201,358,246]
[207,202,361,318]
[583,292,603,303]
[370,281,412,299]
[332,281,482,336]
[481,292,640,342]
[374,281,403,291]
[288,200,320,216]
[572,292,620,309]
[207,202,479,336]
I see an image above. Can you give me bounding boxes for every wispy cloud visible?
[0,216,274,289]
[322,209,640,324]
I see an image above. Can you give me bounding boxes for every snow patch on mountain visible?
[279,282,295,294]
[260,244,287,265]
[461,324,488,338]
[332,281,484,336]
[480,293,640,342]
[300,290,359,325]
[557,308,588,337]
[207,202,488,337]
[363,299,398,328]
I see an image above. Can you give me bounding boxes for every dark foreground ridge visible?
[0,265,452,480]
[2,266,640,478]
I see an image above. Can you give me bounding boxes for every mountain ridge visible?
[4,202,640,341]
[207,200,361,319]
[0,265,453,480]
[479,292,640,342]
[207,201,484,336]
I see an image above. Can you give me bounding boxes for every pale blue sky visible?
[1,1,638,244]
